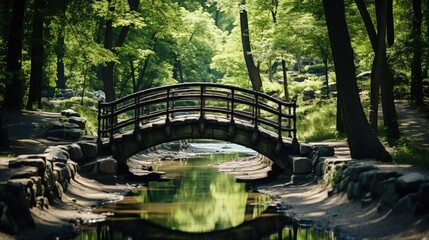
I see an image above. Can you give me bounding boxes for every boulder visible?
[393,193,418,213]
[0,201,18,234]
[292,157,312,174]
[78,141,98,160]
[8,158,46,176]
[44,146,69,163]
[348,165,377,181]
[68,116,86,130]
[299,143,313,157]
[395,173,428,195]
[9,166,39,179]
[61,109,80,118]
[315,145,335,157]
[302,87,315,101]
[98,157,118,175]
[46,128,81,140]
[380,179,400,208]
[68,143,83,162]
[347,181,363,199]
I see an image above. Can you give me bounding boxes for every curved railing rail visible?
[97,83,297,144]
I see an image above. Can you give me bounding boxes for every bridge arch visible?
[97,83,299,169]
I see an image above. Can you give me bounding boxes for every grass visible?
[393,138,429,166]
[42,96,99,135]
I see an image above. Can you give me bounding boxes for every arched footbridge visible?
[97,83,299,170]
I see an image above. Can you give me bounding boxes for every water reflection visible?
[76,145,335,240]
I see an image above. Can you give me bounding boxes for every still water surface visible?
[76,142,333,240]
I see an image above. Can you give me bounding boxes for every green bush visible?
[305,64,326,74]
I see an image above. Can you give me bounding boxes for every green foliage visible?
[330,168,343,188]
[393,138,429,166]
[43,97,98,135]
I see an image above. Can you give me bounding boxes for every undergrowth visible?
[393,138,429,166]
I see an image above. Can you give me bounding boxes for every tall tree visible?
[411,0,423,106]
[26,0,45,109]
[3,0,26,109]
[323,0,391,161]
[355,0,400,143]
[102,0,140,102]
[239,0,262,91]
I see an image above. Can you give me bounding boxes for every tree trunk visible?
[102,0,139,102]
[375,0,400,144]
[411,0,423,106]
[356,0,400,142]
[26,0,44,109]
[3,0,26,109]
[281,59,289,101]
[323,0,391,161]
[240,0,262,91]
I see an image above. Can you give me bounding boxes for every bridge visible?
[97,83,299,170]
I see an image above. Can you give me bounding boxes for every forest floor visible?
[0,101,429,239]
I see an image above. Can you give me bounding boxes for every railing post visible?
[230,89,235,121]
[109,104,115,143]
[166,88,170,120]
[200,85,205,120]
[277,103,282,140]
[254,94,259,128]
[97,101,102,145]
[135,94,140,132]
[288,103,292,138]
[293,100,297,141]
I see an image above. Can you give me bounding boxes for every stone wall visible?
[324,160,429,215]
[0,141,99,235]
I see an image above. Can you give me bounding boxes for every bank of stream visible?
[76,141,336,240]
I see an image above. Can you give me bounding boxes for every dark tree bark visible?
[3,0,26,109]
[281,59,289,101]
[411,0,423,106]
[102,0,139,102]
[240,0,262,91]
[323,0,391,161]
[56,22,66,89]
[355,0,400,142]
[26,0,45,109]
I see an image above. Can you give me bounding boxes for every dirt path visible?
[0,109,75,156]
[396,102,429,148]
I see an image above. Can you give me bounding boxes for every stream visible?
[75,141,334,240]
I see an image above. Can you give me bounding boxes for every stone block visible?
[315,145,335,157]
[380,179,399,208]
[68,143,83,162]
[299,143,313,157]
[68,116,86,130]
[8,158,46,176]
[396,173,428,195]
[98,157,118,175]
[78,141,98,160]
[292,157,312,174]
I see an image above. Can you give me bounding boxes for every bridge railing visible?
[97,83,297,144]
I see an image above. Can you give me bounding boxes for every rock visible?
[0,201,19,234]
[395,173,428,195]
[0,184,35,231]
[310,152,320,167]
[98,157,117,175]
[347,182,363,199]
[328,82,337,92]
[46,128,81,140]
[302,87,315,101]
[68,144,83,162]
[292,157,312,174]
[68,116,86,130]
[315,145,335,157]
[8,158,46,176]
[348,165,377,181]
[9,166,39,179]
[44,146,69,163]
[93,90,106,102]
[95,175,117,185]
[417,183,429,206]
[339,176,350,192]
[299,143,313,157]
[54,181,64,200]
[393,193,418,213]
[78,141,98,160]
[380,179,400,208]
[61,109,80,118]
[314,160,324,177]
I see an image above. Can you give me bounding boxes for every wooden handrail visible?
[97,83,297,144]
